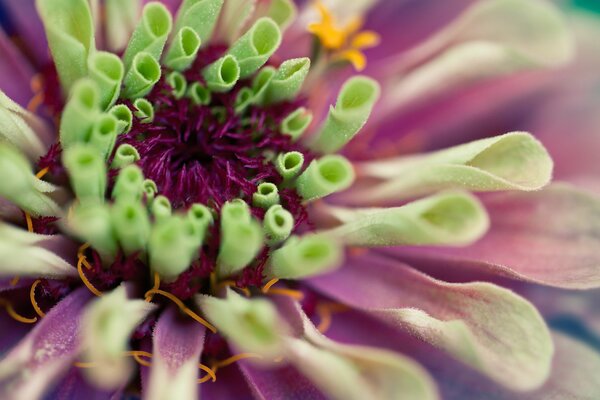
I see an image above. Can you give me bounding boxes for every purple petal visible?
[44,368,122,400]
[145,306,206,400]
[0,288,92,400]
[0,0,49,64]
[383,184,600,289]
[0,28,34,107]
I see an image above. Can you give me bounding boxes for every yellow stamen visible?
[77,256,103,297]
[35,167,50,179]
[30,279,46,318]
[144,289,217,334]
[261,278,279,293]
[124,350,154,367]
[0,299,38,324]
[25,212,34,233]
[30,74,43,92]
[335,49,367,71]
[214,352,263,369]
[265,288,304,301]
[351,31,381,49]
[316,302,349,333]
[27,93,44,113]
[198,363,217,382]
[77,242,91,259]
[145,272,161,302]
[73,361,97,368]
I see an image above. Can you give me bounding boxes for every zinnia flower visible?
[0,0,596,399]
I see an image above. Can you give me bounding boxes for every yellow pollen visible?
[30,279,46,318]
[144,289,217,334]
[308,1,380,71]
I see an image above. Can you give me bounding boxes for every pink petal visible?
[0,287,92,400]
[145,306,206,400]
[308,253,553,391]
[384,184,600,289]
[0,0,49,64]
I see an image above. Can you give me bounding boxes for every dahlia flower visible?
[0,0,596,399]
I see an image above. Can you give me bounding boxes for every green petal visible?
[62,144,107,203]
[187,203,213,245]
[149,216,199,281]
[36,0,95,92]
[0,144,61,217]
[227,17,282,78]
[274,151,304,181]
[197,290,286,358]
[202,55,240,93]
[186,82,211,105]
[59,78,101,148]
[263,58,310,105]
[0,90,48,160]
[112,165,144,202]
[164,27,201,71]
[67,202,118,262]
[133,98,154,123]
[111,199,151,256]
[252,182,280,209]
[111,144,140,169]
[354,132,553,204]
[151,195,172,222]
[296,155,355,201]
[122,1,172,69]
[259,0,297,31]
[142,179,158,202]
[88,113,119,160]
[251,66,277,105]
[309,76,380,153]
[268,234,343,279]
[174,0,223,44]
[81,285,156,390]
[263,204,294,245]
[88,51,124,110]
[109,104,133,134]
[123,52,162,99]
[166,71,188,99]
[280,107,312,141]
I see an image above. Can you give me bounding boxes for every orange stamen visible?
[25,212,34,233]
[27,93,44,113]
[35,167,50,179]
[198,363,217,383]
[316,302,349,333]
[215,280,251,297]
[261,278,279,293]
[145,272,161,302]
[30,279,46,318]
[77,257,103,297]
[214,353,263,369]
[144,289,217,333]
[266,288,304,301]
[124,350,153,367]
[0,299,38,324]
[73,361,97,368]
[77,242,91,259]
[9,276,20,287]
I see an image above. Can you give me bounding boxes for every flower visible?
[0,0,597,399]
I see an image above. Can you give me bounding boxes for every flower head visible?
[0,0,597,399]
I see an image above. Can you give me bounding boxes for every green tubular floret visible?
[251,66,276,104]
[60,79,101,148]
[252,182,280,209]
[164,27,202,71]
[227,17,282,78]
[264,58,310,105]
[88,51,124,110]
[275,151,304,181]
[143,179,158,202]
[187,203,214,245]
[166,71,188,99]
[133,98,154,123]
[149,216,199,281]
[296,155,355,201]
[187,82,211,105]
[0,144,61,217]
[309,76,381,153]
[122,1,173,69]
[109,104,133,134]
[268,234,343,279]
[151,195,172,222]
[111,144,140,169]
[217,200,264,278]
[62,144,107,203]
[263,0,297,31]
[123,52,162,99]
[68,202,118,263]
[235,87,254,114]
[112,165,144,202]
[174,0,223,44]
[88,113,119,160]
[263,205,294,245]
[202,55,240,92]
[35,0,95,92]
[111,199,151,256]
[280,107,312,141]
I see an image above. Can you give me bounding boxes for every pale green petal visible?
[111,199,151,256]
[256,0,297,31]
[197,290,286,358]
[227,17,282,78]
[252,182,280,209]
[0,222,76,278]
[174,0,223,45]
[81,285,156,389]
[214,0,255,44]
[263,204,294,245]
[309,76,380,154]
[0,144,61,217]
[109,104,133,134]
[353,132,553,204]
[123,52,162,99]
[65,202,118,263]
[263,58,310,105]
[296,155,355,201]
[62,144,107,203]
[251,66,276,105]
[0,90,49,160]
[36,0,95,92]
[274,151,304,181]
[280,107,312,141]
[202,55,240,93]
[281,305,439,400]
[59,78,101,148]
[88,114,119,160]
[133,98,154,124]
[106,0,141,52]
[323,191,489,247]
[149,216,200,281]
[111,144,140,169]
[268,234,343,279]
[122,2,172,69]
